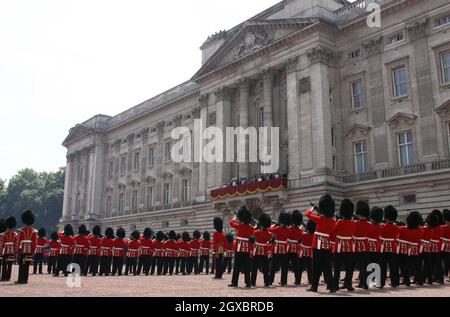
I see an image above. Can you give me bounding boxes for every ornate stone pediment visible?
[176,167,192,176]
[130,179,141,187]
[144,175,156,183]
[307,45,341,66]
[386,112,417,129]
[62,124,93,147]
[345,124,372,139]
[436,100,450,117]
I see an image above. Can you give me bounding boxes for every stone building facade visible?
[61,0,450,233]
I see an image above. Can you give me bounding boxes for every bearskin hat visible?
[168,230,177,240]
[182,231,190,242]
[50,231,59,241]
[63,224,73,236]
[277,212,290,227]
[38,228,46,238]
[92,225,101,237]
[131,230,140,241]
[291,210,303,226]
[143,228,153,239]
[105,227,114,239]
[258,213,272,229]
[203,231,211,241]
[226,233,234,244]
[305,220,316,234]
[318,195,335,218]
[431,210,444,225]
[237,206,252,225]
[214,217,224,232]
[78,224,87,235]
[156,231,165,242]
[21,209,35,226]
[426,210,442,228]
[444,209,450,222]
[355,201,370,219]
[370,206,384,224]
[193,230,201,240]
[384,205,398,222]
[406,211,423,230]
[0,219,6,234]
[116,227,126,239]
[339,199,354,220]
[176,233,181,241]
[6,216,17,230]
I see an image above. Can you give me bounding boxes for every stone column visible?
[197,94,209,201]
[71,153,80,219]
[239,79,250,178]
[215,88,231,187]
[88,138,105,219]
[263,69,274,128]
[61,155,72,221]
[85,146,95,216]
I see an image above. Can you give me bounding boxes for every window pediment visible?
[345,124,372,139]
[386,112,417,129]
[436,100,450,117]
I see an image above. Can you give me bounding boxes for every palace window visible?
[108,161,114,178]
[440,51,450,84]
[118,193,124,212]
[182,179,189,203]
[133,152,140,171]
[435,15,450,28]
[148,147,155,167]
[398,131,415,167]
[392,67,408,98]
[132,190,138,210]
[162,221,169,229]
[354,141,369,174]
[163,183,171,206]
[106,195,112,216]
[165,142,172,162]
[351,80,364,109]
[120,156,127,175]
[181,219,189,227]
[387,32,404,45]
[349,49,361,59]
[147,186,154,208]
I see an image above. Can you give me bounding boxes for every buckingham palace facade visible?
[60,0,450,232]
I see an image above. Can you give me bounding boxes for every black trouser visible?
[311,249,334,291]
[399,254,422,286]
[180,257,189,275]
[151,256,164,275]
[355,252,370,288]
[231,252,251,286]
[33,253,44,274]
[443,252,449,279]
[251,255,270,286]
[125,257,138,275]
[86,255,99,275]
[199,255,210,274]
[299,257,313,284]
[163,257,175,275]
[73,254,87,275]
[381,252,399,287]
[288,253,301,285]
[211,256,216,274]
[425,253,444,284]
[17,255,32,283]
[175,257,181,274]
[224,256,232,274]
[214,255,224,279]
[333,252,354,289]
[189,256,199,274]
[1,257,14,281]
[270,254,288,286]
[137,255,152,275]
[111,257,124,276]
[55,254,72,276]
[47,256,57,274]
[99,256,112,276]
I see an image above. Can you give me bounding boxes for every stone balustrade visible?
[334,0,395,24]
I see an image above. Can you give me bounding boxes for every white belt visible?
[190,248,199,251]
[128,249,139,252]
[255,242,267,247]
[337,236,352,240]
[90,247,98,249]
[315,232,329,237]
[397,239,411,245]
[420,239,430,244]
[287,239,298,243]
[101,247,111,249]
[166,249,177,252]
[236,237,249,241]
[179,249,189,252]
[113,247,123,250]
[353,237,367,240]
[142,246,151,249]
[154,249,163,251]
[275,240,287,244]
[380,238,395,241]
[75,245,85,248]
[442,237,450,242]
[200,247,210,250]
[430,240,439,243]
[368,238,377,242]
[61,245,70,248]
[21,240,32,243]
[300,244,312,249]
[4,242,13,245]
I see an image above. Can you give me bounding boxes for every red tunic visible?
[88,236,102,256]
[397,227,422,256]
[48,240,61,257]
[300,233,313,258]
[164,240,178,257]
[36,237,47,254]
[441,225,450,252]
[73,235,90,256]
[1,231,18,256]
[267,226,289,254]
[420,226,432,254]
[153,240,165,257]
[126,240,141,258]
[332,219,356,253]
[380,223,400,253]
[230,219,254,253]
[428,226,442,253]
[253,230,272,256]
[16,226,37,255]
[189,239,201,257]
[367,222,382,253]
[140,238,154,256]
[59,235,75,255]
[100,238,114,257]
[178,241,190,258]
[353,220,371,252]
[212,232,227,255]
[200,240,211,256]
[305,209,336,250]
[287,227,303,254]
[112,239,127,257]
[224,240,233,258]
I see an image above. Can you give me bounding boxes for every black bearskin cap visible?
[384,206,398,222]
[156,231,165,242]
[0,219,5,234]
[168,230,177,240]
[431,210,444,225]
[339,199,354,220]
[38,228,46,238]
[143,228,153,239]
[406,211,423,230]
[21,209,35,226]
[214,217,224,232]
[131,230,140,241]
[444,209,450,222]
[370,206,384,224]
[203,231,211,241]
[182,231,190,242]
[78,224,87,235]
[291,210,303,226]
[63,224,74,236]
[6,216,17,230]
[355,201,370,218]
[258,213,272,229]
[305,220,316,234]
[426,210,442,228]
[237,206,252,225]
[278,212,291,226]
[318,195,335,218]
[92,225,101,237]
[50,231,59,241]
[193,230,201,239]
[226,233,234,244]
[105,227,114,239]
[176,233,181,240]
[116,227,126,239]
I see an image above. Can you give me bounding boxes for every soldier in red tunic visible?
[442,210,450,282]
[189,230,201,275]
[112,227,127,276]
[54,224,74,277]
[368,206,383,282]
[299,220,315,286]
[137,228,153,276]
[125,230,141,276]
[332,199,356,291]
[305,195,337,293]
[199,231,211,275]
[268,212,291,287]
[380,206,400,288]
[175,233,182,275]
[33,228,47,275]
[73,225,90,275]
[16,210,37,284]
[287,210,303,287]
[212,218,227,279]
[229,206,254,288]
[223,234,234,275]
[178,232,191,275]
[1,217,17,282]
[353,201,371,290]
[0,219,6,279]
[47,231,60,275]
[163,230,178,275]
[99,227,114,276]
[86,225,102,276]
[424,210,444,285]
[152,231,165,275]
[251,213,272,287]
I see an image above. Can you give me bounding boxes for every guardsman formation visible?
[0,199,449,293]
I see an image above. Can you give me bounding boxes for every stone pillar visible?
[88,138,105,219]
[61,155,72,221]
[85,146,95,216]
[263,69,274,128]
[215,88,231,187]
[71,153,80,219]
[197,94,209,201]
[239,79,250,178]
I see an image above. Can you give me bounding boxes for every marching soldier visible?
[16,210,37,284]
[212,218,226,279]
[73,225,90,275]
[0,219,6,278]
[299,220,315,286]
[368,206,383,286]
[223,234,234,275]
[152,231,165,275]
[189,230,201,275]
[54,224,74,277]
[442,209,450,282]
[33,228,47,275]
[163,231,178,275]
[287,210,303,287]
[86,226,102,276]
[1,217,18,282]
[137,228,153,276]
[125,230,141,276]
[352,201,371,290]
[251,213,272,287]
[380,206,400,288]
[47,231,60,275]
[179,232,191,275]
[99,227,114,276]
[268,212,291,287]
[112,228,127,276]
[425,210,444,285]
[199,231,211,275]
